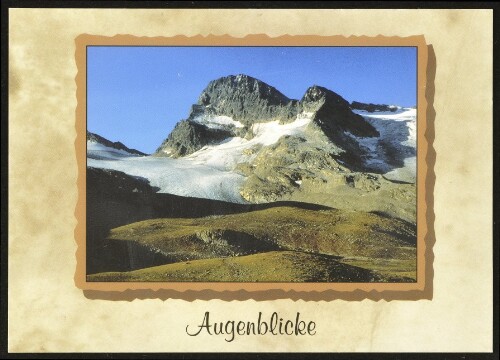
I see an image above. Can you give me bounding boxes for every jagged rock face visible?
[302,86,379,138]
[302,84,351,107]
[157,74,301,157]
[155,75,378,158]
[350,101,398,113]
[197,74,299,124]
[299,86,380,170]
[87,131,147,156]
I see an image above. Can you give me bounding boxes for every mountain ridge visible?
[86,75,416,218]
[155,74,378,158]
[87,131,147,157]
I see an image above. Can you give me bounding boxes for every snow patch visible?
[192,114,244,129]
[251,113,313,146]
[187,136,250,170]
[186,112,314,170]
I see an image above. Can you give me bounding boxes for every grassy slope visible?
[88,251,414,283]
[91,206,416,282]
[286,182,416,224]
[105,206,415,259]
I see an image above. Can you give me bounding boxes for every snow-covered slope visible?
[191,114,244,129]
[86,132,249,202]
[87,112,314,203]
[351,107,416,183]
[187,112,313,170]
[87,154,247,203]
[87,131,146,160]
[87,141,143,160]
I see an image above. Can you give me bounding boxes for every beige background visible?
[8,9,492,352]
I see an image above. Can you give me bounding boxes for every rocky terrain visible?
[86,74,417,282]
[155,75,378,161]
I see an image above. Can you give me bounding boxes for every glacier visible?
[351,107,416,183]
[87,108,416,202]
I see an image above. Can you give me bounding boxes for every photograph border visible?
[75,34,434,301]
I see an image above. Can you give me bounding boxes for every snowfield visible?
[87,113,314,202]
[88,108,416,203]
[87,154,248,203]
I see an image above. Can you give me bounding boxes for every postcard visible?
[6,7,493,354]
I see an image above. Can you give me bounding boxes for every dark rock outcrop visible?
[196,74,299,124]
[155,120,233,157]
[303,86,379,138]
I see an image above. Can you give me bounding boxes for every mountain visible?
[87,75,416,218]
[155,74,378,159]
[196,74,296,124]
[85,75,418,282]
[87,131,147,159]
[152,75,415,209]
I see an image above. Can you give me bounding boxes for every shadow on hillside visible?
[86,167,334,274]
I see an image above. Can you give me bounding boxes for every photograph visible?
[85,45,418,283]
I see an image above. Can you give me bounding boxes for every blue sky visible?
[87,46,416,153]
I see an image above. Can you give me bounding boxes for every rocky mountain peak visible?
[198,74,291,108]
[190,74,298,127]
[156,75,379,158]
[302,85,350,108]
[299,85,379,140]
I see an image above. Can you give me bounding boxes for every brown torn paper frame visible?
[74,34,435,301]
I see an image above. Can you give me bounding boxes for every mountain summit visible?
[156,74,378,158]
[197,74,295,123]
